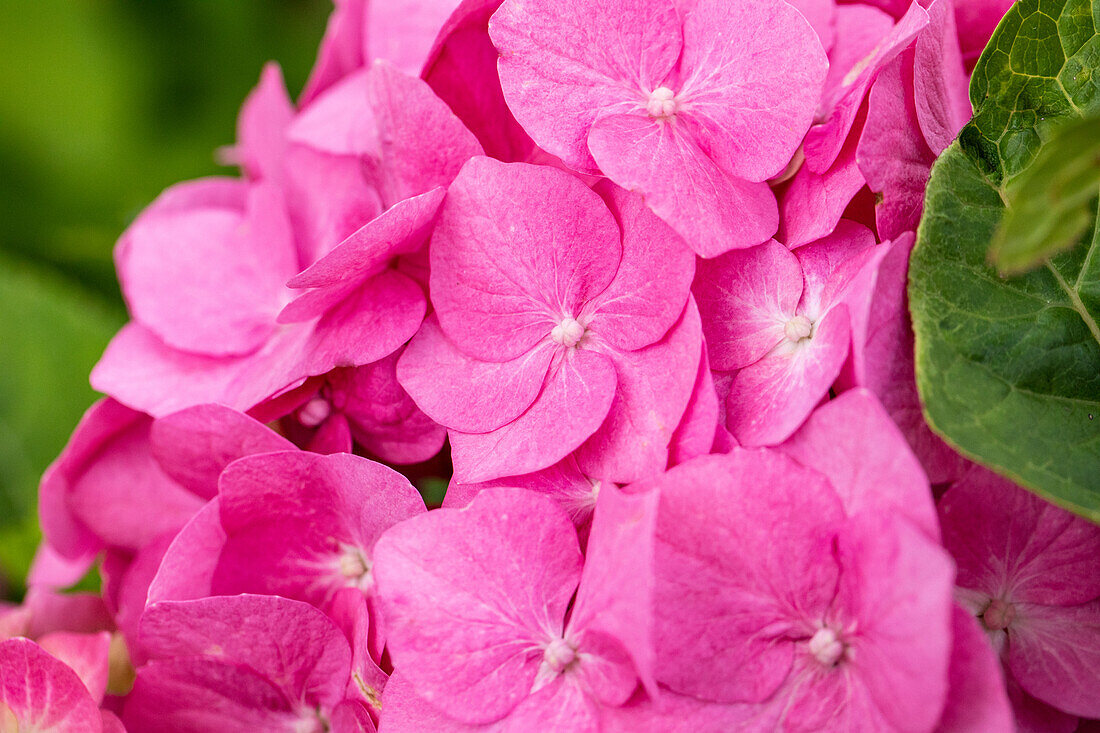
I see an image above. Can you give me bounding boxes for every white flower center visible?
[808,627,846,667]
[784,315,814,342]
[337,544,372,591]
[542,638,578,674]
[551,317,586,348]
[646,86,678,118]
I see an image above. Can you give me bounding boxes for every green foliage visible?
[910,0,1100,521]
[989,116,1100,274]
[0,0,329,597]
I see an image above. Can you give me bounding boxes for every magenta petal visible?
[146,500,224,605]
[490,0,682,173]
[431,158,621,361]
[677,0,827,182]
[694,240,803,370]
[449,349,618,483]
[397,316,552,433]
[913,0,971,156]
[281,188,444,324]
[1008,601,1100,719]
[726,306,851,447]
[779,388,939,538]
[150,404,293,501]
[235,63,294,182]
[935,605,1013,733]
[569,484,660,702]
[575,300,703,483]
[373,489,583,725]
[0,638,102,733]
[668,340,720,466]
[588,113,778,256]
[588,183,695,352]
[377,671,480,733]
[119,182,297,357]
[803,2,928,173]
[140,594,351,710]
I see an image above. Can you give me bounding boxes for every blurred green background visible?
[0,0,330,598]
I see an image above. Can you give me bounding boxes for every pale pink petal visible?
[914,0,971,155]
[587,183,695,352]
[430,157,621,361]
[0,638,102,733]
[490,0,682,172]
[725,305,851,447]
[804,2,928,172]
[792,221,878,320]
[449,349,618,483]
[300,0,369,106]
[332,700,379,733]
[677,0,828,182]
[397,316,553,433]
[368,0,463,75]
[651,451,845,703]
[140,594,351,710]
[118,182,297,356]
[667,340,719,466]
[36,631,111,704]
[779,388,939,538]
[588,112,778,256]
[149,404,294,501]
[373,489,583,725]
[788,0,838,52]
[694,240,803,370]
[935,606,1013,733]
[575,300,702,483]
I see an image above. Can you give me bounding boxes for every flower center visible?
[337,544,372,591]
[646,86,678,118]
[298,396,332,428]
[784,315,814,342]
[808,627,846,667]
[551,317,586,348]
[543,637,578,674]
[981,598,1016,631]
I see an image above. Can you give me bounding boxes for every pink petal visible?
[788,0,838,52]
[955,0,1016,63]
[667,340,720,466]
[21,588,112,638]
[235,63,294,182]
[140,594,352,710]
[575,300,703,483]
[118,181,297,357]
[913,0,971,155]
[650,451,845,704]
[779,388,939,538]
[430,157,621,361]
[146,500,224,605]
[935,605,1013,733]
[725,305,851,447]
[36,631,111,704]
[694,240,803,370]
[1007,601,1100,718]
[569,484,660,702]
[280,188,444,324]
[449,348,617,483]
[804,2,928,173]
[677,0,828,182]
[300,0,369,106]
[588,112,778,256]
[150,404,294,501]
[0,638,102,733]
[792,220,878,319]
[397,315,553,433]
[1006,673,1080,733]
[367,0,463,75]
[587,183,695,352]
[373,489,583,725]
[490,0,683,173]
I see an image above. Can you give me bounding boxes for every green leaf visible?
[910,0,1100,521]
[0,257,122,596]
[989,116,1100,274]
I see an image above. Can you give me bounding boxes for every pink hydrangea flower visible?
[490,0,827,256]
[939,467,1100,723]
[373,485,657,731]
[398,158,701,483]
[694,222,882,446]
[123,594,373,732]
[616,423,955,731]
[147,451,424,659]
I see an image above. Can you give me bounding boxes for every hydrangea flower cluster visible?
[10,0,1100,731]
